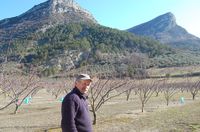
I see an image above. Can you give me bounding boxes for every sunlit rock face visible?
[0,0,97,43]
[128,12,200,49]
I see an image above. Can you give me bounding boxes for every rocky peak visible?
[152,12,176,31]
[0,0,97,43]
[21,0,96,21]
[49,0,91,15]
[50,0,76,12]
[127,12,200,50]
[129,12,177,33]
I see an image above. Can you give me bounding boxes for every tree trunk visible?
[14,104,19,114]
[155,91,159,97]
[192,94,195,100]
[92,111,97,125]
[126,90,131,101]
[166,98,169,106]
[141,102,144,112]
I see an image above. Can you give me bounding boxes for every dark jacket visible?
[61,87,92,132]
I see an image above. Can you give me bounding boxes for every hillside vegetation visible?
[0,23,170,74]
[1,23,200,76]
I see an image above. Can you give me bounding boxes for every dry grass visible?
[43,91,200,132]
[91,92,200,132]
[0,89,63,132]
[0,81,200,132]
[147,65,200,77]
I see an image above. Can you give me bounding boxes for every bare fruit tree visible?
[185,77,200,100]
[162,79,180,106]
[137,78,160,112]
[88,78,128,125]
[125,79,137,101]
[45,78,73,99]
[154,79,164,97]
[0,70,43,114]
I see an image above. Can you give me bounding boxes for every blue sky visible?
[0,0,200,37]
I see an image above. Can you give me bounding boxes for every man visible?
[61,74,92,132]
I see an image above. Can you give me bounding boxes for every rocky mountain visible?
[0,0,97,43]
[0,0,176,76]
[127,12,200,50]
[1,1,200,76]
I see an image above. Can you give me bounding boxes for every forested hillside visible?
[1,23,200,77]
[0,23,174,76]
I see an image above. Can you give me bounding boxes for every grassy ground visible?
[91,92,200,132]
[0,85,200,132]
[42,92,200,132]
[147,65,200,77]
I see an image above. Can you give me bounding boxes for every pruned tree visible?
[137,79,160,112]
[154,79,164,97]
[45,78,73,99]
[125,79,137,101]
[88,78,128,125]
[185,77,200,100]
[162,79,180,106]
[0,69,43,114]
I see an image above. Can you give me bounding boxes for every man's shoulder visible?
[64,91,80,102]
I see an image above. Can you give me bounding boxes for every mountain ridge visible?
[1,1,200,75]
[0,0,97,43]
[127,12,200,50]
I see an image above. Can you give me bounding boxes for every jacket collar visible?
[73,87,87,100]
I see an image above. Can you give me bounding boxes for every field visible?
[0,85,200,132]
[147,65,200,77]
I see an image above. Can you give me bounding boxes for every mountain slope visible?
[0,0,97,43]
[1,1,200,76]
[0,0,177,76]
[0,22,179,76]
[127,12,200,50]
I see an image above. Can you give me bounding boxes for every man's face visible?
[75,80,91,94]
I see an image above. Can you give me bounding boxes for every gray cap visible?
[75,74,92,82]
